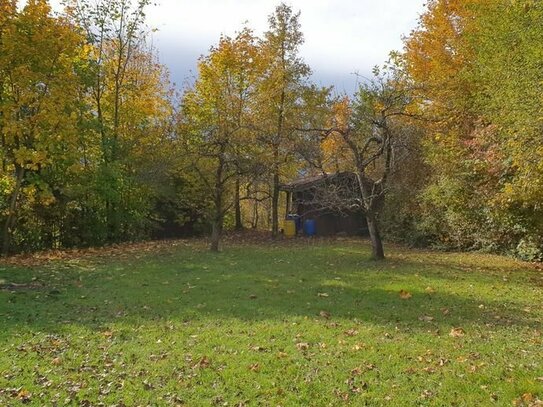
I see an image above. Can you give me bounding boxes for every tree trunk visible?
[2,165,25,256]
[366,213,384,260]
[210,217,221,252]
[234,176,243,231]
[210,148,225,252]
[251,185,259,229]
[271,171,280,237]
[271,57,285,238]
[252,198,259,229]
[354,171,385,260]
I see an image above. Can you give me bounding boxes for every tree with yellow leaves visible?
[66,0,174,242]
[0,0,85,254]
[180,28,262,251]
[256,3,312,238]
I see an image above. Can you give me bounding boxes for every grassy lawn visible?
[0,238,542,406]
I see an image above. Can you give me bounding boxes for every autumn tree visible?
[256,3,311,237]
[180,29,261,251]
[66,0,166,241]
[468,0,543,255]
[0,0,84,254]
[403,0,543,258]
[303,63,414,259]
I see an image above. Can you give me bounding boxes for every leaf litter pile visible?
[0,239,542,405]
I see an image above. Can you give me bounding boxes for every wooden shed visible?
[280,172,368,236]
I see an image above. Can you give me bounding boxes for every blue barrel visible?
[303,219,316,236]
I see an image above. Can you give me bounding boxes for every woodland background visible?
[1,0,542,260]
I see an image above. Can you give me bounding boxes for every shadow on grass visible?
[0,242,541,338]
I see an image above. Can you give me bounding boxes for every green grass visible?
[0,239,542,406]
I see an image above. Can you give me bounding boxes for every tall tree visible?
[305,63,414,259]
[257,3,311,237]
[66,0,156,240]
[0,0,84,254]
[181,29,260,251]
[404,0,543,257]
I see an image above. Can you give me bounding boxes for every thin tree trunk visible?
[271,143,280,237]
[271,171,280,237]
[234,176,243,230]
[271,39,286,238]
[251,186,259,229]
[2,165,25,256]
[210,195,224,250]
[252,199,259,229]
[210,147,225,252]
[366,213,384,260]
[210,217,221,252]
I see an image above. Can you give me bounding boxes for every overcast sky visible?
[49,0,427,94]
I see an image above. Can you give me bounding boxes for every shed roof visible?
[280,172,355,192]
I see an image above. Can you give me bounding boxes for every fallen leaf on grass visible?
[438,358,449,366]
[142,379,154,390]
[399,290,412,299]
[51,357,62,366]
[102,330,113,338]
[333,389,350,401]
[296,342,309,351]
[512,393,543,407]
[352,343,365,351]
[194,356,211,369]
[16,389,32,402]
[450,327,465,337]
[522,393,535,403]
[348,380,367,394]
[425,286,436,294]
[418,315,435,322]
[317,292,329,297]
[350,367,362,376]
[249,363,260,372]
[420,390,434,399]
[319,310,331,319]
[344,329,359,337]
[249,294,257,299]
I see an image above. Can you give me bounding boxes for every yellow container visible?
[283,219,296,238]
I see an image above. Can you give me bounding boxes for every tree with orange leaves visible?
[303,61,415,259]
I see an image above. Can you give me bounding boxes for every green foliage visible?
[0,1,333,254]
[0,0,181,254]
[402,0,543,258]
[151,172,214,238]
[515,237,543,262]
